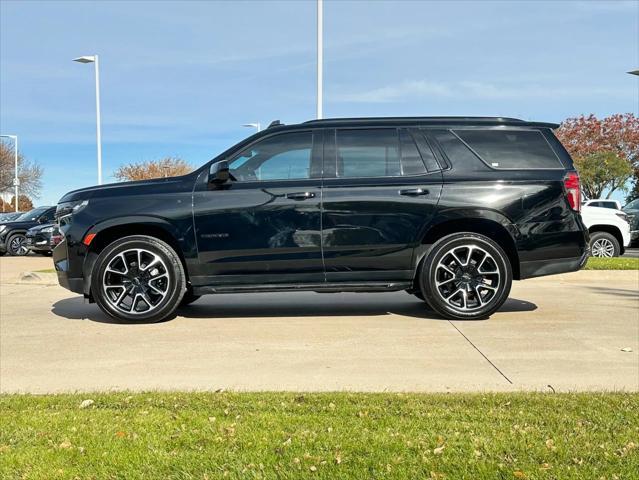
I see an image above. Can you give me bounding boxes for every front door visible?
[192,130,324,288]
[321,127,443,283]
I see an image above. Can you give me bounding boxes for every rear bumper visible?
[519,250,589,279]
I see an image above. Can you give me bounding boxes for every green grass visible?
[584,257,639,270]
[1,392,637,479]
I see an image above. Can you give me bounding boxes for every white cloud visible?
[330,80,634,103]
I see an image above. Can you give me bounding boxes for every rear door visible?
[321,127,443,283]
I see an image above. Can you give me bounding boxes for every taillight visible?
[564,171,581,212]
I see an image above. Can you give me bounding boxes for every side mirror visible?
[209,160,230,184]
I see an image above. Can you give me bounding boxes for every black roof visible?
[300,116,559,129]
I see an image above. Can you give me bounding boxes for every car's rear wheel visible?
[92,235,186,323]
[419,233,512,320]
[7,233,28,256]
[589,231,620,257]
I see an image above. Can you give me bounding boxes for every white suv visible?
[580,204,631,257]
[582,199,622,210]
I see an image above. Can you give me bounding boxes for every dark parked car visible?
[25,223,63,256]
[0,206,57,256]
[54,117,588,323]
[622,199,639,245]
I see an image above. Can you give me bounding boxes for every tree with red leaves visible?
[556,114,639,201]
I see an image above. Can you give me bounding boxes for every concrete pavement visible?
[0,256,637,393]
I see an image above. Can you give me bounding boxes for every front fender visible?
[78,215,196,300]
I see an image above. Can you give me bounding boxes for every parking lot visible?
[0,256,637,393]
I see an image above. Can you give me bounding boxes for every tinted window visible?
[336,129,400,178]
[409,130,441,172]
[399,130,427,175]
[41,209,56,222]
[454,129,562,169]
[16,207,49,222]
[431,130,482,169]
[229,132,313,181]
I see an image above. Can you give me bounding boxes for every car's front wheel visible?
[419,233,512,320]
[7,233,29,256]
[92,235,186,323]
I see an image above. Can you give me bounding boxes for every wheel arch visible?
[5,230,28,254]
[81,216,192,301]
[415,215,521,281]
[588,224,624,255]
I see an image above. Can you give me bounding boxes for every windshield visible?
[624,199,639,210]
[15,207,49,222]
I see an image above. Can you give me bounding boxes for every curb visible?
[17,271,58,285]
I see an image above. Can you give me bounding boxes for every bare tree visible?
[113,157,193,181]
[0,140,43,199]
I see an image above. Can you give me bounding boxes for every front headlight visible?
[42,226,55,233]
[615,212,630,224]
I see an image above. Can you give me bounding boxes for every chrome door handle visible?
[286,192,316,200]
[399,188,429,197]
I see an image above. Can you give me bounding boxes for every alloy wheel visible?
[9,235,28,255]
[590,238,615,257]
[434,244,500,311]
[102,248,171,315]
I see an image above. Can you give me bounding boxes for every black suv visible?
[0,206,57,256]
[54,117,588,322]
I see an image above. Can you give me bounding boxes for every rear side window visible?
[430,130,482,168]
[335,129,400,177]
[453,129,562,169]
[334,129,431,178]
[399,130,427,175]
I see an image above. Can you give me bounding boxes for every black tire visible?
[0,251,6,257]
[6,233,28,256]
[589,231,620,258]
[419,232,512,320]
[179,290,201,307]
[411,290,425,301]
[92,235,186,323]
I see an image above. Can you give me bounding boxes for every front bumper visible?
[52,238,85,295]
[25,232,55,252]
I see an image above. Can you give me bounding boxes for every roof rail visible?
[303,116,525,124]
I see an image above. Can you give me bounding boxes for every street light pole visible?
[317,0,323,119]
[0,134,19,212]
[73,55,103,185]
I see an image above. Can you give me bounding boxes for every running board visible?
[193,282,412,295]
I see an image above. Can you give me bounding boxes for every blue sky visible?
[1,0,637,205]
